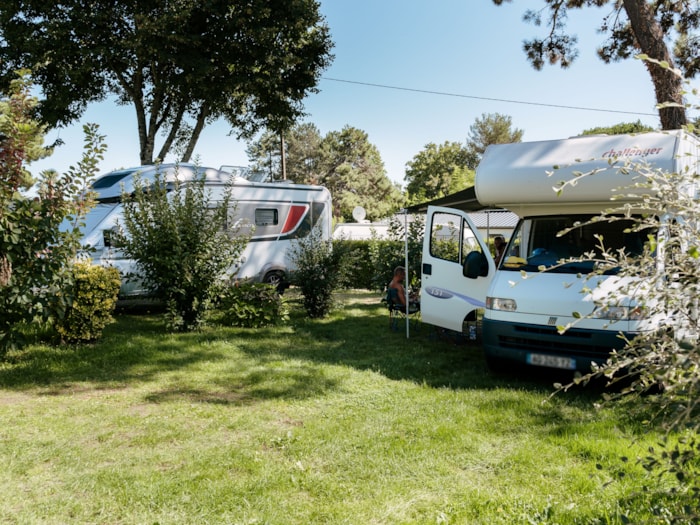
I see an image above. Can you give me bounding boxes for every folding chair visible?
[385,287,420,331]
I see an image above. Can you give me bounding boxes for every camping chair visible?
[385,287,420,331]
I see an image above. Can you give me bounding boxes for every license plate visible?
[527,353,576,370]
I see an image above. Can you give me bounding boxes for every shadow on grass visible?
[241,294,601,400]
[0,311,346,405]
[0,315,221,387]
[0,291,609,414]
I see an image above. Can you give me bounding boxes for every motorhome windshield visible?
[501,215,654,274]
[91,170,137,189]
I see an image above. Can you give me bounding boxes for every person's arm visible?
[397,284,407,306]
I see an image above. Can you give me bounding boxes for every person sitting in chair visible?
[388,266,419,312]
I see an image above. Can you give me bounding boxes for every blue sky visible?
[29,1,664,186]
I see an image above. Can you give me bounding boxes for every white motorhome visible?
[420,131,699,372]
[80,164,332,296]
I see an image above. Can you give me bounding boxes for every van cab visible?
[420,131,699,372]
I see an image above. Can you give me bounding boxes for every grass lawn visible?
[0,290,683,524]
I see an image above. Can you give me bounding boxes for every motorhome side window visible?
[429,212,481,264]
[502,214,655,273]
[255,208,278,226]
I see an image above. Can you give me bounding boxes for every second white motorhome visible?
[420,130,699,373]
[80,164,332,296]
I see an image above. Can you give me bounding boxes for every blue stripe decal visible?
[424,286,485,308]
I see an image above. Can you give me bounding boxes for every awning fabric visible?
[404,186,486,214]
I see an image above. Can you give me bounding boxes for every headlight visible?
[486,297,517,311]
[592,305,647,320]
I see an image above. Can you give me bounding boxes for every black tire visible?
[263,271,287,293]
[485,356,511,375]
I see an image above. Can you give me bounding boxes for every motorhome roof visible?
[475,130,700,211]
[90,163,331,204]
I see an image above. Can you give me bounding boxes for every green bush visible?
[367,239,407,291]
[115,165,248,332]
[331,215,425,293]
[367,215,425,292]
[290,227,347,318]
[0,73,105,354]
[332,240,374,289]
[213,282,288,328]
[55,261,121,343]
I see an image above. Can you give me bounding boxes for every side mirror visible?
[463,250,488,279]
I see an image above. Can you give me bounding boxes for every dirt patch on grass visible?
[335,290,382,305]
[0,391,35,405]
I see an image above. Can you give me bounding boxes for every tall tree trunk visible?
[120,70,155,165]
[622,0,687,130]
[142,76,167,164]
[181,104,209,163]
[156,105,186,162]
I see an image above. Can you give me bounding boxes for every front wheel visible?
[485,356,513,375]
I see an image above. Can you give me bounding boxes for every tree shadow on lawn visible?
[229,297,644,432]
[0,294,609,416]
[288,295,652,429]
[0,315,227,390]
[245,296,604,400]
[0,313,346,405]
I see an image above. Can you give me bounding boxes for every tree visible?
[115,168,249,331]
[247,123,323,183]
[580,120,655,135]
[404,141,473,204]
[0,72,105,353]
[248,123,402,221]
[492,0,699,130]
[318,126,402,221]
[0,0,334,165]
[554,135,700,519]
[466,112,524,164]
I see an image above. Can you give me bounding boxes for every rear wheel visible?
[263,270,287,293]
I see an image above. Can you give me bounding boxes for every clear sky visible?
[28,0,665,186]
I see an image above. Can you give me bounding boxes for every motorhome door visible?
[420,206,495,332]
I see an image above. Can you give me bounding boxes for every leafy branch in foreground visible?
[0,71,105,353]
[554,137,700,521]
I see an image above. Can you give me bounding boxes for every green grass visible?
[0,291,685,524]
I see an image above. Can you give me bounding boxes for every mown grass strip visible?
[0,291,681,524]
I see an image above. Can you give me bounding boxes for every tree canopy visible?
[404,141,473,204]
[0,0,334,165]
[466,112,524,164]
[403,113,522,204]
[247,122,324,184]
[493,0,699,130]
[580,120,655,135]
[247,123,402,221]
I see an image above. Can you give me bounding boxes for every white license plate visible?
[527,353,576,370]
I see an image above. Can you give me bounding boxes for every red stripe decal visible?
[281,205,308,233]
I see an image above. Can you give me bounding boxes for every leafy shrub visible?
[55,261,121,343]
[115,166,248,332]
[367,240,404,290]
[0,72,105,354]
[213,282,288,328]
[332,240,374,289]
[289,226,347,318]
